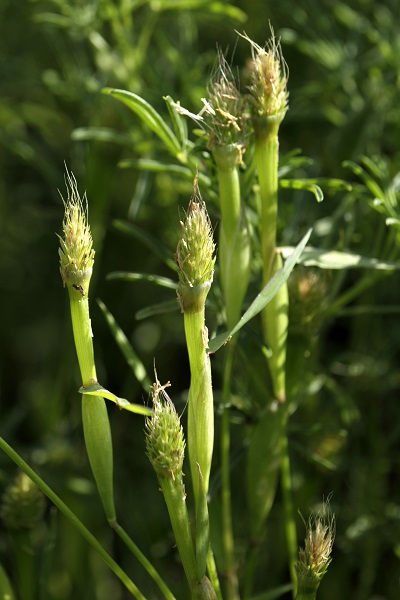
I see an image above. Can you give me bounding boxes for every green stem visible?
[255,134,288,403]
[0,437,144,600]
[113,523,176,600]
[206,548,223,600]
[280,414,297,598]
[216,164,250,330]
[69,293,116,523]
[221,345,239,600]
[218,166,241,245]
[184,308,214,505]
[158,474,198,595]
[242,543,258,599]
[69,295,96,384]
[11,530,35,600]
[255,135,279,283]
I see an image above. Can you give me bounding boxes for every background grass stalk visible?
[281,412,298,597]
[220,343,240,600]
[0,437,144,599]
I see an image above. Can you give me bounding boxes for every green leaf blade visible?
[102,88,182,159]
[79,381,152,417]
[208,229,312,353]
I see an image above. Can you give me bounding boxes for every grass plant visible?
[1,2,400,599]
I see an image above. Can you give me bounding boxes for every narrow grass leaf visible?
[72,127,133,146]
[154,0,246,21]
[208,229,312,353]
[112,219,177,270]
[279,179,324,202]
[135,299,179,320]
[79,382,152,416]
[106,272,177,289]
[280,246,400,270]
[118,158,212,189]
[281,177,351,194]
[102,88,182,159]
[343,160,384,199]
[97,299,151,391]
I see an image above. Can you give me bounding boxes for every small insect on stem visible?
[72,284,85,296]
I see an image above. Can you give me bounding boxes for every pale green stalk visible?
[0,437,144,599]
[246,31,296,596]
[202,55,250,597]
[213,161,246,600]
[255,123,297,595]
[160,474,198,590]
[184,307,214,503]
[68,290,117,524]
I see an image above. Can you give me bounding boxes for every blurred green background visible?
[1,0,400,598]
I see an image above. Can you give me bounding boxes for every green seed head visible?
[145,377,185,480]
[296,499,335,593]
[58,169,95,295]
[176,179,215,312]
[1,472,45,530]
[244,28,289,124]
[203,50,246,165]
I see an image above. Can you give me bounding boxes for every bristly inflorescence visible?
[176,178,216,290]
[243,27,289,120]
[202,49,247,157]
[145,376,186,480]
[58,169,95,293]
[296,498,336,591]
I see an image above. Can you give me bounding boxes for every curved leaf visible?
[279,179,324,202]
[102,88,184,160]
[79,381,152,416]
